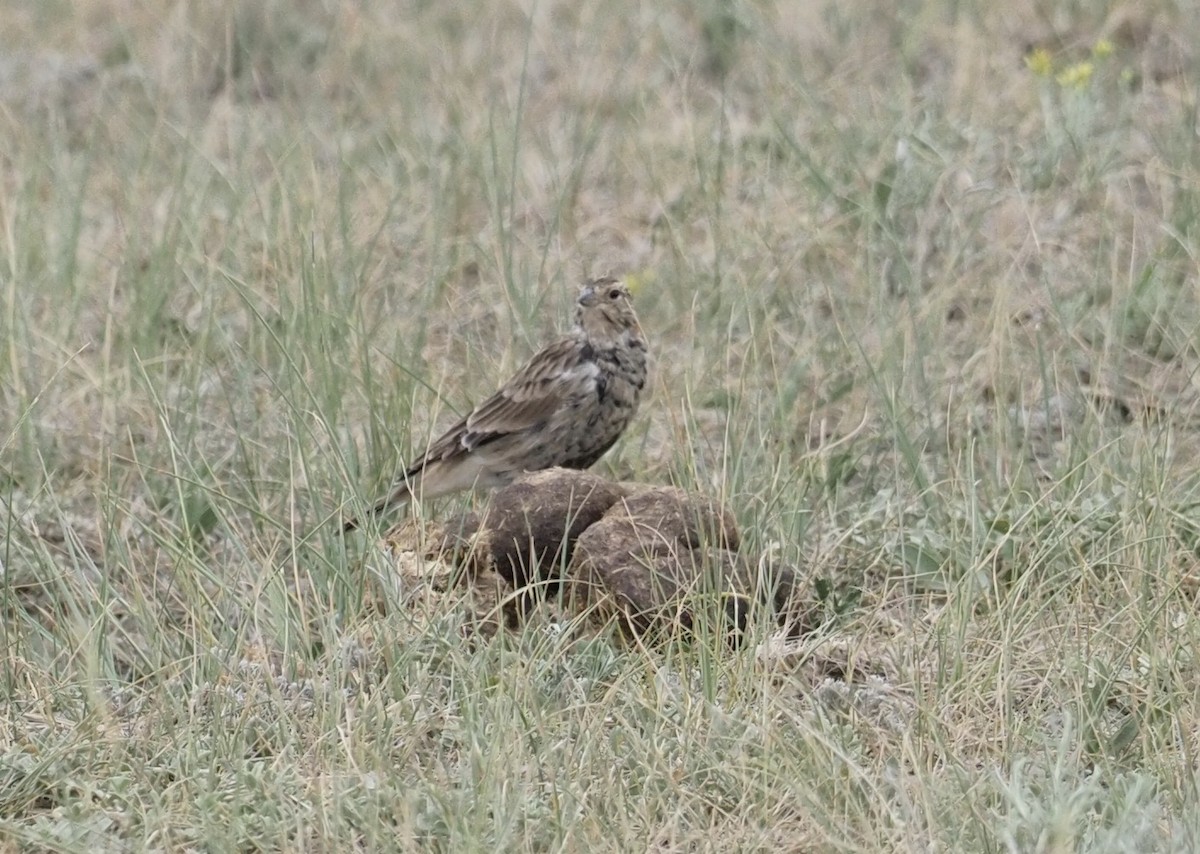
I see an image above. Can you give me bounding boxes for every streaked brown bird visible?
[343,277,648,532]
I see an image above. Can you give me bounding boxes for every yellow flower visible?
[1025,47,1054,77]
[624,270,656,296]
[1056,61,1094,88]
[1092,39,1114,59]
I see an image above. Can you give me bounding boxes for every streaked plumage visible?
[343,277,647,531]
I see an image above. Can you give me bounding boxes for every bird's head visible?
[575,277,642,346]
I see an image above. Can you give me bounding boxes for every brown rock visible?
[610,485,741,551]
[568,488,801,645]
[396,469,817,644]
[442,468,626,590]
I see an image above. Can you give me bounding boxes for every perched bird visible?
[343,277,648,531]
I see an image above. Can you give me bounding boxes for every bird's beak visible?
[577,285,597,307]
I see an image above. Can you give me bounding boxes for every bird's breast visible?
[591,347,646,404]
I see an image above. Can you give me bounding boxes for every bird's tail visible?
[340,482,413,533]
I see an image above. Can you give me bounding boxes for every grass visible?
[4,0,1200,850]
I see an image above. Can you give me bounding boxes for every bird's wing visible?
[462,337,595,448]
[403,335,590,472]
[414,336,593,464]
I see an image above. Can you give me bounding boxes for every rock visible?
[567,488,801,645]
[439,468,626,590]
[610,485,741,551]
[389,468,816,646]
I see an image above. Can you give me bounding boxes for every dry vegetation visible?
[3,0,1200,850]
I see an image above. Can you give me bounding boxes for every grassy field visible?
[3,0,1200,850]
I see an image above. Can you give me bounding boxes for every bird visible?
[342,277,648,532]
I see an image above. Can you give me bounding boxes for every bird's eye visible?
[608,289,621,300]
